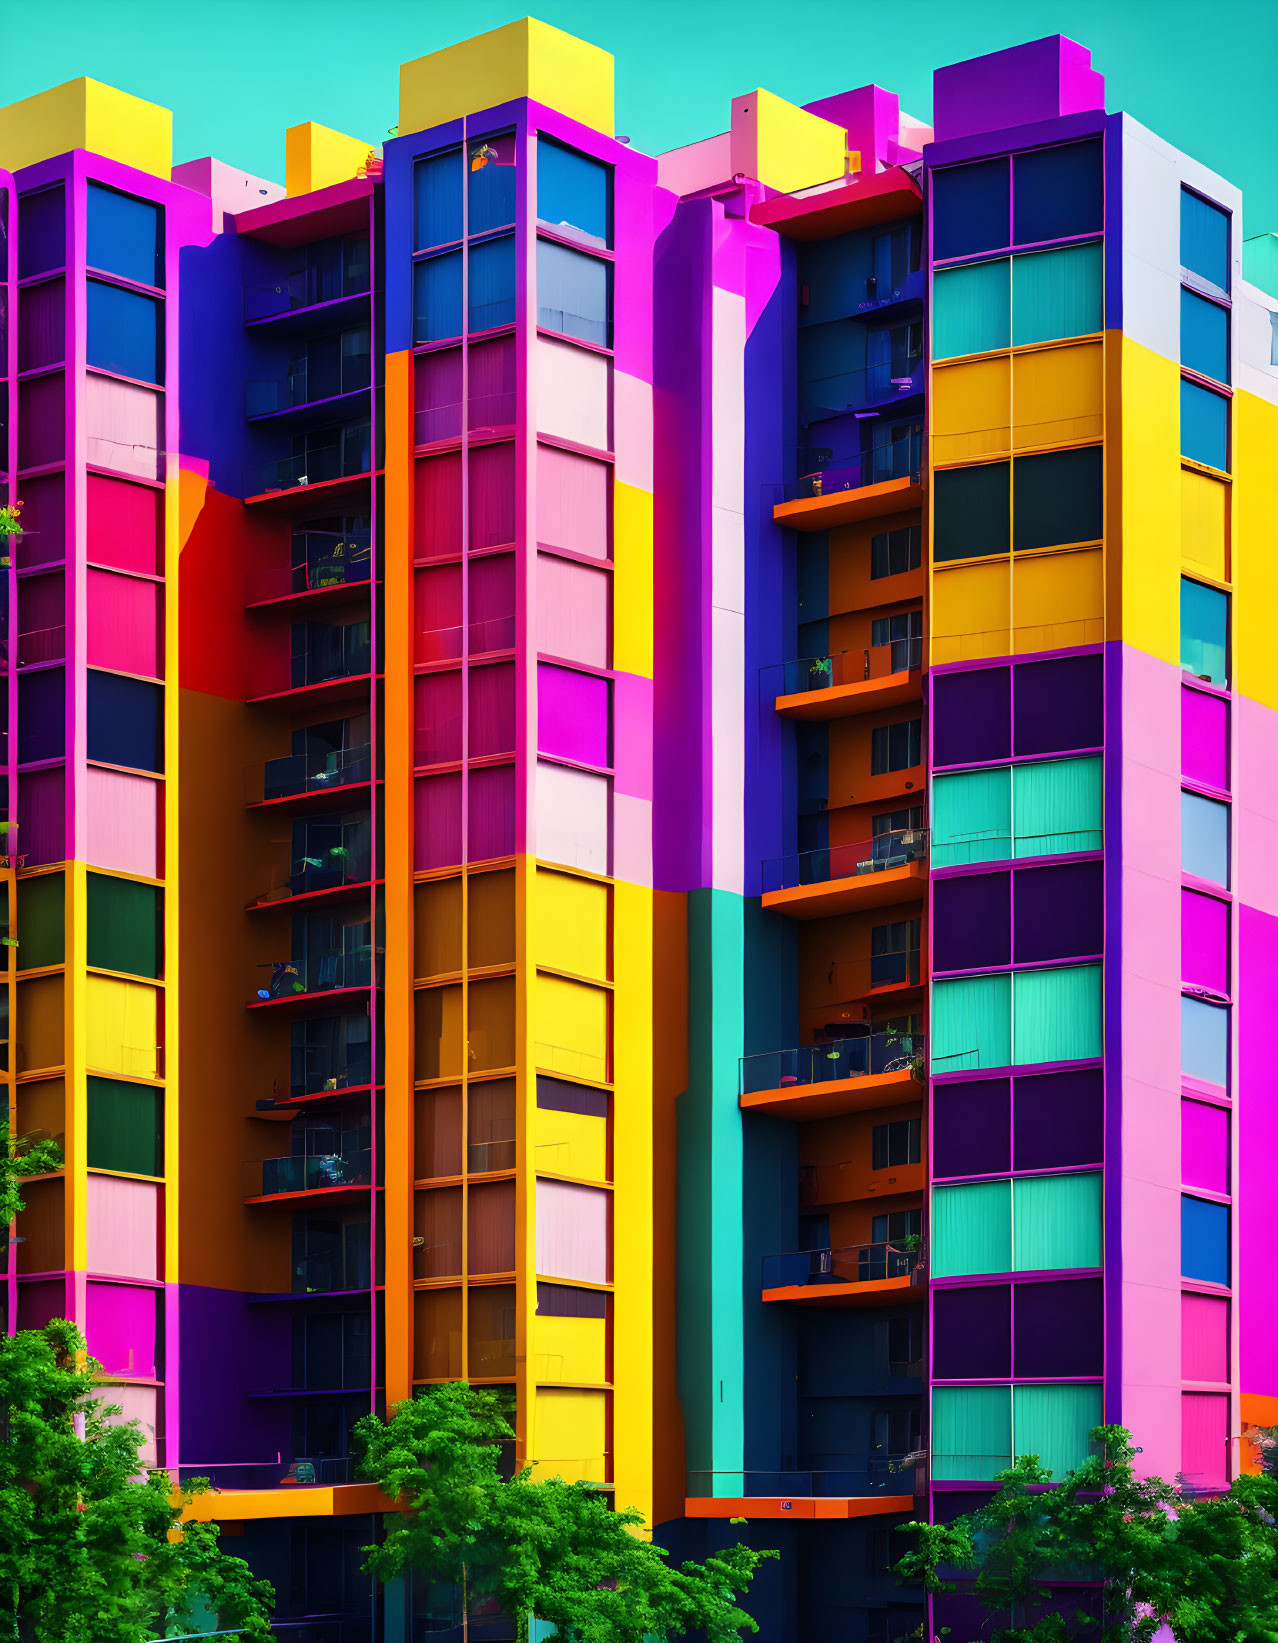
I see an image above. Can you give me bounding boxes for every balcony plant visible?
[0,500,22,569]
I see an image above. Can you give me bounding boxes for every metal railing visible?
[763,826,929,894]
[253,949,376,1000]
[244,275,371,322]
[248,530,372,603]
[801,356,923,421]
[252,743,372,803]
[763,1240,924,1290]
[284,623,371,690]
[772,639,922,697]
[264,432,370,493]
[686,1459,920,1497]
[785,429,922,502]
[292,1251,371,1295]
[247,355,370,417]
[414,391,516,446]
[251,1149,373,1196]
[740,1032,924,1096]
[173,1455,355,1491]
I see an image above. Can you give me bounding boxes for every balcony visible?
[771,639,922,720]
[762,1239,925,1307]
[763,828,928,918]
[249,422,373,510]
[774,430,923,532]
[248,743,372,806]
[247,1145,373,1203]
[250,948,377,1012]
[248,526,372,610]
[741,1031,923,1115]
[174,1455,357,1491]
[801,357,923,426]
[684,1459,919,1520]
[250,622,372,709]
[246,348,371,429]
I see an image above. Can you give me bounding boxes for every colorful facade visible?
[1,20,1276,1642]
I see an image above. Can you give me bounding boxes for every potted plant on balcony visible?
[0,499,23,568]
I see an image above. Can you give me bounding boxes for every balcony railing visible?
[292,1252,370,1295]
[772,639,921,697]
[284,625,371,691]
[784,430,922,503]
[252,743,372,803]
[763,827,929,894]
[245,273,371,322]
[249,529,372,604]
[416,615,517,663]
[762,1240,924,1290]
[263,427,371,493]
[686,1459,920,1498]
[173,1454,356,1491]
[801,356,924,422]
[251,1148,373,1196]
[247,355,371,418]
[414,391,517,446]
[740,1032,924,1096]
[254,949,377,1001]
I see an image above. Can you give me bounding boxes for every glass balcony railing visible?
[772,639,922,697]
[173,1454,357,1490]
[263,425,371,493]
[686,1459,920,1498]
[251,743,372,803]
[414,391,517,446]
[740,1032,925,1096]
[251,1148,373,1196]
[784,430,922,503]
[253,949,377,1001]
[762,1239,924,1290]
[416,615,517,663]
[282,625,371,692]
[247,355,371,418]
[801,356,924,422]
[249,530,373,604]
[245,270,371,323]
[763,827,929,894]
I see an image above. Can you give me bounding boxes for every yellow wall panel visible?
[932,358,1010,463]
[930,559,1010,665]
[86,976,157,1079]
[0,77,171,178]
[534,868,608,980]
[530,1386,608,1481]
[533,1105,607,1181]
[1235,389,1278,710]
[731,89,848,195]
[534,973,608,1082]
[1012,547,1105,654]
[1180,466,1229,583]
[1013,341,1103,450]
[1115,336,1180,666]
[16,975,65,1075]
[531,1314,607,1384]
[613,482,654,679]
[285,121,373,196]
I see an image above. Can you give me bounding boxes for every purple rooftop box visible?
[933,36,1104,144]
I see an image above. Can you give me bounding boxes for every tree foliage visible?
[895,1424,1278,1643]
[0,1320,274,1643]
[355,1382,775,1643]
[0,1118,65,1231]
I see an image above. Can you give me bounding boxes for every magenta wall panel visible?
[17,766,66,867]
[414,346,463,444]
[17,570,64,667]
[86,1280,158,1378]
[1181,887,1229,995]
[16,1278,65,1332]
[16,471,66,569]
[86,1175,159,1280]
[469,662,516,758]
[536,553,610,668]
[84,767,159,878]
[415,564,463,663]
[414,669,463,766]
[17,370,65,470]
[85,374,161,481]
[87,569,161,678]
[536,444,609,560]
[468,442,516,552]
[1182,1098,1229,1195]
[538,664,610,768]
[86,474,162,575]
[415,772,462,870]
[1181,1391,1229,1487]
[1182,686,1229,793]
[468,763,515,862]
[535,1179,610,1282]
[414,452,463,561]
[1182,1292,1229,1383]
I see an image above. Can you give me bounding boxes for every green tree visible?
[895,1424,1278,1643]
[0,1320,274,1643]
[356,1382,775,1642]
[0,1118,65,1231]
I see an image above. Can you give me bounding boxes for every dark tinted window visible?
[1012,140,1103,245]
[932,158,1009,260]
[934,462,1010,560]
[1013,445,1103,550]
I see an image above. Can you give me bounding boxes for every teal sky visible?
[3,0,1277,232]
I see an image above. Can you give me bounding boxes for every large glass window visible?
[933,461,1009,560]
[1182,996,1228,1086]
[932,159,1010,260]
[1012,446,1103,550]
[870,717,921,774]
[1182,789,1229,887]
[468,235,516,333]
[86,183,162,288]
[1181,289,1230,384]
[1181,189,1231,296]
[468,133,517,236]
[413,251,462,344]
[1181,378,1229,471]
[1182,1195,1229,1284]
[414,148,462,250]
[1012,141,1103,245]
[87,671,163,772]
[932,1383,1102,1484]
[932,1172,1103,1277]
[1010,242,1103,347]
[1180,577,1228,684]
[871,524,921,579]
[537,239,611,347]
[86,280,162,383]
[538,137,611,249]
[932,758,1102,868]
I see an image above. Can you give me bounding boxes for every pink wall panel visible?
[415,772,462,871]
[535,1179,610,1282]
[1182,1098,1229,1195]
[538,664,610,768]
[86,1175,159,1280]
[535,761,609,874]
[90,1382,158,1467]
[86,473,162,575]
[1181,887,1228,995]
[536,444,609,560]
[1239,902,1278,1399]
[469,442,516,552]
[85,374,161,481]
[1181,685,1229,793]
[84,767,158,878]
[535,337,609,450]
[1181,1391,1229,1488]
[87,569,161,678]
[414,452,462,561]
[536,554,609,668]
[469,763,515,862]
[1182,1292,1229,1383]
[86,1280,158,1377]
[18,766,66,867]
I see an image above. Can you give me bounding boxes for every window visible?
[1012,446,1103,550]
[933,461,1009,560]
[1181,379,1229,472]
[537,239,611,347]
[932,160,1010,260]
[1182,789,1230,887]
[1181,189,1230,296]
[932,1383,1102,1483]
[871,610,923,648]
[87,280,162,384]
[870,524,920,579]
[887,1313,923,1373]
[931,756,1102,866]
[931,963,1102,1071]
[1010,241,1103,347]
[18,187,65,279]
[932,1172,1102,1277]
[87,1075,163,1177]
[871,717,921,774]
[86,874,161,979]
[1180,577,1228,684]
[538,137,611,249]
[932,259,1010,358]
[414,148,462,249]
[86,183,161,288]
[1181,289,1230,383]
[871,919,920,987]
[1182,995,1228,1086]
[1182,1194,1229,1284]
[413,250,462,343]
[87,671,163,772]
[468,235,516,333]
[1012,141,1103,245]
[872,1208,921,1244]
[873,1118,921,1169]
[468,132,516,235]
[865,1529,894,1577]
[872,1408,921,1457]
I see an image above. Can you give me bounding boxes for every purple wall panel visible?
[1181,686,1229,793]
[537,663,610,768]
[1014,1277,1103,1376]
[1181,888,1228,996]
[933,666,1010,766]
[176,1283,290,1466]
[1013,1068,1104,1171]
[934,871,1010,971]
[1013,653,1104,756]
[932,36,1103,144]
[933,1282,1011,1378]
[17,370,65,470]
[933,1078,1010,1177]
[17,765,65,865]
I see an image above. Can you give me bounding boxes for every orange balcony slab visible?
[179,1481,396,1522]
[685,1494,914,1520]
[762,859,927,919]
[741,1067,921,1122]
[762,1273,919,1308]
[773,475,923,533]
[775,669,922,720]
